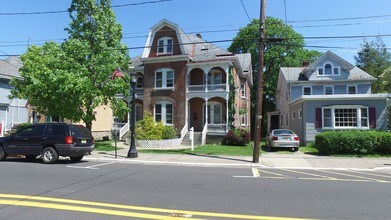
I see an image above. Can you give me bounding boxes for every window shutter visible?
[369,107,376,128]
[315,108,322,128]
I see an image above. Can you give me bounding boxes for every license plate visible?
[81,139,87,144]
[282,136,290,140]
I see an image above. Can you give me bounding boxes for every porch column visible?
[226,96,229,132]
[205,98,208,128]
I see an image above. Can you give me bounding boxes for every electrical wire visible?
[239,0,252,22]
[0,0,173,16]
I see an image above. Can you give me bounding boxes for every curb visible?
[84,156,391,171]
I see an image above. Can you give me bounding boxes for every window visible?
[240,83,246,98]
[324,64,332,75]
[298,109,303,119]
[154,101,173,125]
[155,68,174,89]
[241,113,247,126]
[280,114,284,126]
[286,113,289,126]
[45,115,64,123]
[292,111,296,119]
[136,77,143,89]
[322,106,369,129]
[303,87,311,95]
[157,37,173,54]
[324,86,333,95]
[348,85,357,94]
[317,62,340,76]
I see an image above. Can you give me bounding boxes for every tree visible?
[228,17,321,136]
[10,0,130,131]
[355,37,391,93]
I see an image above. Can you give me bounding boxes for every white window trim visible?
[157,37,173,54]
[292,111,296,120]
[240,113,247,126]
[240,83,246,99]
[322,105,369,129]
[154,100,174,125]
[347,84,357,94]
[317,62,341,76]
[324,85,334,95]
[303,86,312,95]
[155,68,174,89]
[298,109,303,119]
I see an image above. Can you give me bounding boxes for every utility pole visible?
[253,0,266,163]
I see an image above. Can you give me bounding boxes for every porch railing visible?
[180,122,188,140]
[207,124,227,133]
[188,84,227,92]
[116,122,128,140]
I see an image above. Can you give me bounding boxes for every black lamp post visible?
[127,72,138,158]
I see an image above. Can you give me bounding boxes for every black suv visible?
[0,123,94,164]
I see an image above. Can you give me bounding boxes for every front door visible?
[205,102,222,125]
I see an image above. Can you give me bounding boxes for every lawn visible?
[95,140,123,151]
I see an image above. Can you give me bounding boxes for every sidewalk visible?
[85,144,391,171]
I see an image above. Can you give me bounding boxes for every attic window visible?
[318,62,340,76]
[201,45,209,51]
[157,37,173,54]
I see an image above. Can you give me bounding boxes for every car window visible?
[32,125,46,136]
[44,124,66,136]
[69,125,91,137]
[17,126,34,137]
[273,130,293,135]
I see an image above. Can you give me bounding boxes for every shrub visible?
[162,126,177,139]
[222,128,250,146]
[135,113,164,140]
[315,130,390,155]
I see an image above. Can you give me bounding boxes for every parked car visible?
[0,123,94,164]
[266,129,300,152]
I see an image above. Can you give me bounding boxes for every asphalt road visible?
[0,158,390,220]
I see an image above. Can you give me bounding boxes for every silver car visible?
[266,129,300,152]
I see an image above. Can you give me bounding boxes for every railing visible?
[207,124,228,133]
[188,84,227,92]
[201,123,208,146]
[180,122,188,140]
[117,122,129,140]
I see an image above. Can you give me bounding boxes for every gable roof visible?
[281,51,376,83]
[0,56,22,80]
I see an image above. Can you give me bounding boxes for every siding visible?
[312,86,323,95]
[358,84,371,94]
[289,103,304,144]
[303,99,389,142]
[290,86,302,101]
[334,85,346,94]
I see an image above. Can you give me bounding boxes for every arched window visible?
[324,63,332,75]
[155,68,174,89]
[157,37,173,54]
[154,100,173,125]
[318,62,340,76]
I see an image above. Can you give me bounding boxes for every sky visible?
[1,0,391,64]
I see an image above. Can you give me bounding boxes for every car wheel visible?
[0,146,7,161]
[42,147,59,164]
[25,155,37,160]
[70,155,84,162]
[292,147,299,152]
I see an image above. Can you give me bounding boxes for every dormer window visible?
[157,37,173,54]
[317,62,340,76]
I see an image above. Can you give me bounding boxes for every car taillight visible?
[272,136,278,141]
[294,136,299,141]
[65,136,73,144]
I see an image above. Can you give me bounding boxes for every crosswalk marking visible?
[317,170,389,183]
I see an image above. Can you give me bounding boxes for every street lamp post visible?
[127,72,138,158]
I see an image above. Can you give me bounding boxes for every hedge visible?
[315,130,391,155]
[222,128,250,146]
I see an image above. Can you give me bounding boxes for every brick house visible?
[118,19,253,144]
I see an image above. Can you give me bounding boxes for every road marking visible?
[0,194,312,220]
[252,168,260,177]
[348,170,391,179]
[67,162,115,170]
[280,169,337,180]
[318,170,390,183]
[258,169,291,178]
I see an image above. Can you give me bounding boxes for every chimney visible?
[196,33,202,39]
[302,60,310,67]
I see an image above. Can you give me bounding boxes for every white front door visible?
[204,102,222,124]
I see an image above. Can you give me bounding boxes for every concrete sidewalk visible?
[85,145,391,170]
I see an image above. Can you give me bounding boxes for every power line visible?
[0,0,173,16]
[239,0,252,22]
[288,14,391,23]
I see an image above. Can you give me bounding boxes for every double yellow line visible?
[0,193,312,219]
